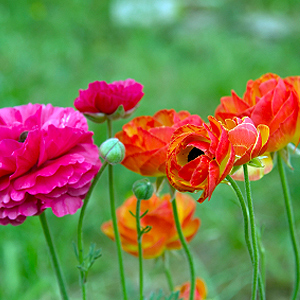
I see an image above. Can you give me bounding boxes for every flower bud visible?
[99,138,125,165]
[132,179,154,200]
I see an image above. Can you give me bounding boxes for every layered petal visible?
[0,104,101,226]
[74,79,144,121]
[166,116,235,202]
[225,117,270,165]
[116,109,203,176]
[101,192,200,259]
[175,278,207,300]
[215,73,300,152]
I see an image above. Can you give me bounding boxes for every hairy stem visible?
[277,154,300,300]
[77,161,108,299]
[170,188,195,300]
[39,212,69,300]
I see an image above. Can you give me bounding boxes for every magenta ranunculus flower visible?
[0,103,101,226]
[74,79,144,122]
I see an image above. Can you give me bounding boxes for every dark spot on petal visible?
[18,131,29,143]
[188,147,204,162]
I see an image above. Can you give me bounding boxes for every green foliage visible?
[1,0,300,299]
[74,243,102,282]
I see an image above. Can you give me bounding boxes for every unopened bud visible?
[99,138,125,165]
[132,179,154,200]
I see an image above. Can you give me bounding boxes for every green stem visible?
[107,119,128,300]
[39,212,69,300]
[277,154,300,300]
[243,164,259,300]
[226,175,253,262]
[162,252,174,292]
[77,161,108,300]
[170,189,195,300]
[226,175,265,300]
[136,198,144,300]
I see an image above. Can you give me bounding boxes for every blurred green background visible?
[1,0,300,299]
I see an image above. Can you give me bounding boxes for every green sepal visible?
[83,105,139,124]
[247,157,264,168]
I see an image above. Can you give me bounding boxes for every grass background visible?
[1,0,300,299]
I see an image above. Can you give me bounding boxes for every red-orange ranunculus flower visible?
[175,278,207,300]
[101,192,200,259]
[166,116,235,202]
[215,73,300,152]
[115,109,203,177]
[225,116,269,166]
[284,75,300,146]
[224,116,273,181]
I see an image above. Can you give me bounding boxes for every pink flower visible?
[0,104,101,226]
[74,79,144,122]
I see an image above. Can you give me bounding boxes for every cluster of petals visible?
[115,109,203,177]
[0,103,101,225]
[101,192,200,259]
[166,116,235,202]
[224,116,269,166]
[215,73,300,152]
[175,278,207,300]
[74,79,144,120]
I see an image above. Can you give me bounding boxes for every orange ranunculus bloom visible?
[175,278,207,300]
[166,116,235,202]
[115,109,203,177]
[101,192,200,259]
[224,116,269,166]
[284,76,300,146]
[215,73,300,152]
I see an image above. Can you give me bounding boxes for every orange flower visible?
[224,116,269,166]
[166,116,235,202]
[175,278,207,300]
[215,73,300,152]
[101,192,200,259]
[115,109,203,176]
[284,76,300,146]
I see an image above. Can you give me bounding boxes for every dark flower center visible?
[18,131,29,143]
[188,147,204,162]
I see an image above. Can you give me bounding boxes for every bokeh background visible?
[1,0,300,299]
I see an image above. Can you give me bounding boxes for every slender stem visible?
[107,118,128,300]
[107,118,113,138]
[226,175,265,300]
[243,164,259,300]
[170,189,195,300]
[226,175,253,262]
[39,212,69,300]
[136,199,144,300]
[77,161,108,299]
[277,154,300,300]
[162,252,174,292]
[258,229,266,288]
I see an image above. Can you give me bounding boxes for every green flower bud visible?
[99,138,125,165]
[132,179,154,200]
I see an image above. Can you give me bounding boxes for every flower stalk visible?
[107,119,128,300]
[135,197,144,300]
[39,212,69,300]
[226,175,265,299]
[243,164,259,300]
[77,161,108,300]
[169,186,195,300]
[277,153,300,300]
